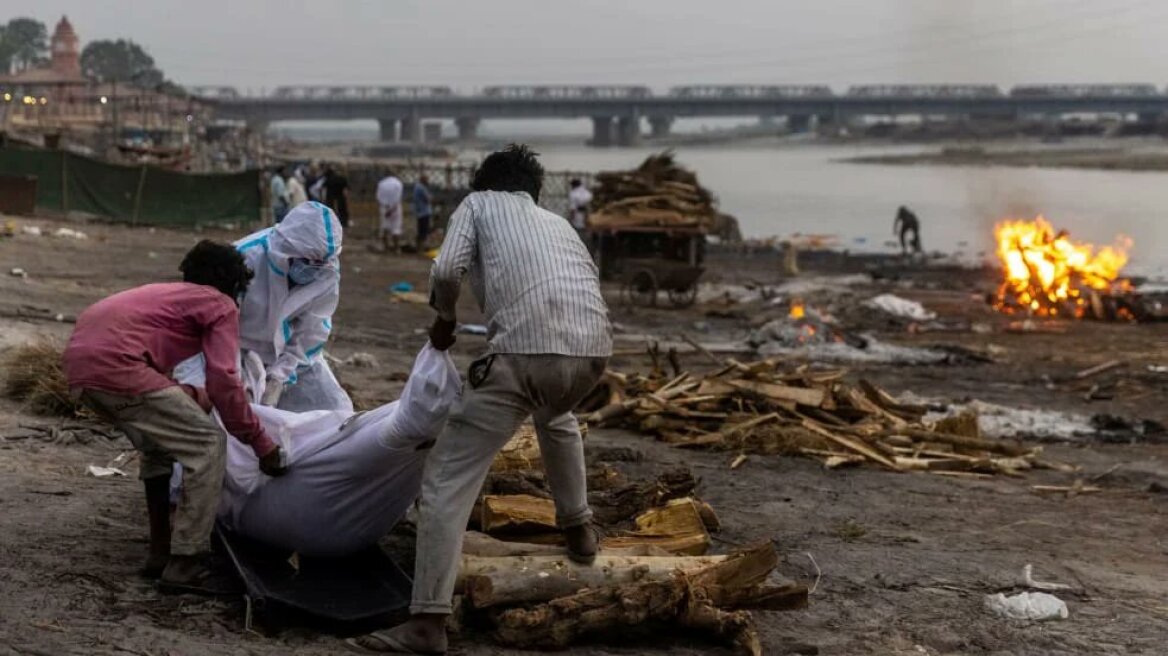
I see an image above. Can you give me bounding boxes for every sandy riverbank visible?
[1,216,1166,655]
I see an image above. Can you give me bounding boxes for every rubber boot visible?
[141,475,171,578]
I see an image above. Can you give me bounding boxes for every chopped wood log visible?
[801,420,902,471]
[1073,359,1124,380]
[494,578,761,655]
[491,424,542,472]
[886,428,1033,457]
[481,495,557,535]
[725,379,825,407]
[591,467,697,525]
[610,497,712,556]
[492,542,791,656]
[857,379,927,420]
[462,553,728,608]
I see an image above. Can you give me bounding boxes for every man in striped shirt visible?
[350,145,612,654]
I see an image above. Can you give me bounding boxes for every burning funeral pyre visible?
[992,216,1144,321]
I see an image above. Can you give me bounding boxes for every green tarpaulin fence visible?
[0,147,260,226]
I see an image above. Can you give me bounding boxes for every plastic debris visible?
[86,465,128,478]
[865,293,937,321]
[984,591,1068,621]
[53,227,88,240]
[10,267,27,278]
[20,225,42,236]
[457,324,488,336]
[1019,564,1074,592]
[390,281,414,293]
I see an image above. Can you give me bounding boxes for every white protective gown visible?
[235,201,352,412]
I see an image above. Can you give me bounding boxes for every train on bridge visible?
[188,83,1168,100]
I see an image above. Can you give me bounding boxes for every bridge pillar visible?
[378,119,398,142]
[787,114,812,133]
[455,117,481,141]
[616,116,642,147]
[648,116,673,139]
[590,116,615,147]
[400,116,420,142]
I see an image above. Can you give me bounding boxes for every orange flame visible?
[994,216,1131,317]
[789,301,806,320]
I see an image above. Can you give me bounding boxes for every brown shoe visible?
[158,555,238,596]
[564,523,600,565]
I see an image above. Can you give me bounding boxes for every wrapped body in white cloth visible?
[174,343,460,557]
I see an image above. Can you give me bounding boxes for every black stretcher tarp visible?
[215,523,412,626]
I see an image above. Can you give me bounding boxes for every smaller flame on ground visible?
[789,300,806,320]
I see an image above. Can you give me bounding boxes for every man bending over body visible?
[64,241,288,592]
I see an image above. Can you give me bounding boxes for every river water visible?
[503,143,1165,278]
[291,125,1168,276]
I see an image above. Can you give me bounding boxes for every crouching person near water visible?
[349,144,613,654]
[63,241,288,591]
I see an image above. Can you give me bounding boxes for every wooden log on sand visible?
[462,553,728,608]
[492,543,807,656]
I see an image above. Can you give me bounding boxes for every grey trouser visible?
[79,386,227,556]
[410,353,607,615]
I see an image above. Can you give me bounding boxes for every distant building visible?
[0,16,87,108]
[0,16,206,146]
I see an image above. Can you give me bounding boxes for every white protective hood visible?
[235,201,343,385]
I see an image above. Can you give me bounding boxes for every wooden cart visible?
[587,225,706,308]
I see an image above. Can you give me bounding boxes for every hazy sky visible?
[7,0,1167,91]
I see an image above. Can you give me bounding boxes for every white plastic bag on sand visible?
[865,293,936,321]
[985,591,1069,621]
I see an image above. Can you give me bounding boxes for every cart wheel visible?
[623,269,658,307]
[668,285,698,308]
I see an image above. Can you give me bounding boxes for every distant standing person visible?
[568,178,592,235]
[376,170,404,253]
[412,174,434,251]
[323,166,351,228]
[270,166,290,224]
[893,205,922,255]
[287,168,308,206]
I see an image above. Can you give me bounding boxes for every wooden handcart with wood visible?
[585,151,723,309]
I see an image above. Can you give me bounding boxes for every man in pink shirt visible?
[64,240,288,591]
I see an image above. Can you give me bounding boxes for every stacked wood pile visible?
[580,360,1060,478]
[589,151,720,231]
[452,424,808,654]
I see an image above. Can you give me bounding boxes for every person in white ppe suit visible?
[235,201,352,412]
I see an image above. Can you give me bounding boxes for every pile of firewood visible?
[453,424,807,654]
[589,151,719,230]
[579,359,1062,479]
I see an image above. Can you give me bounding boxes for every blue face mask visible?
[288,258,328,286]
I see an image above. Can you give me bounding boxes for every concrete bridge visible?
[189,84,1168,146]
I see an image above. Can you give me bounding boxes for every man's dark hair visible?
[180,240,254,302]
[570,178,582,188]
[471,144,544,202]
